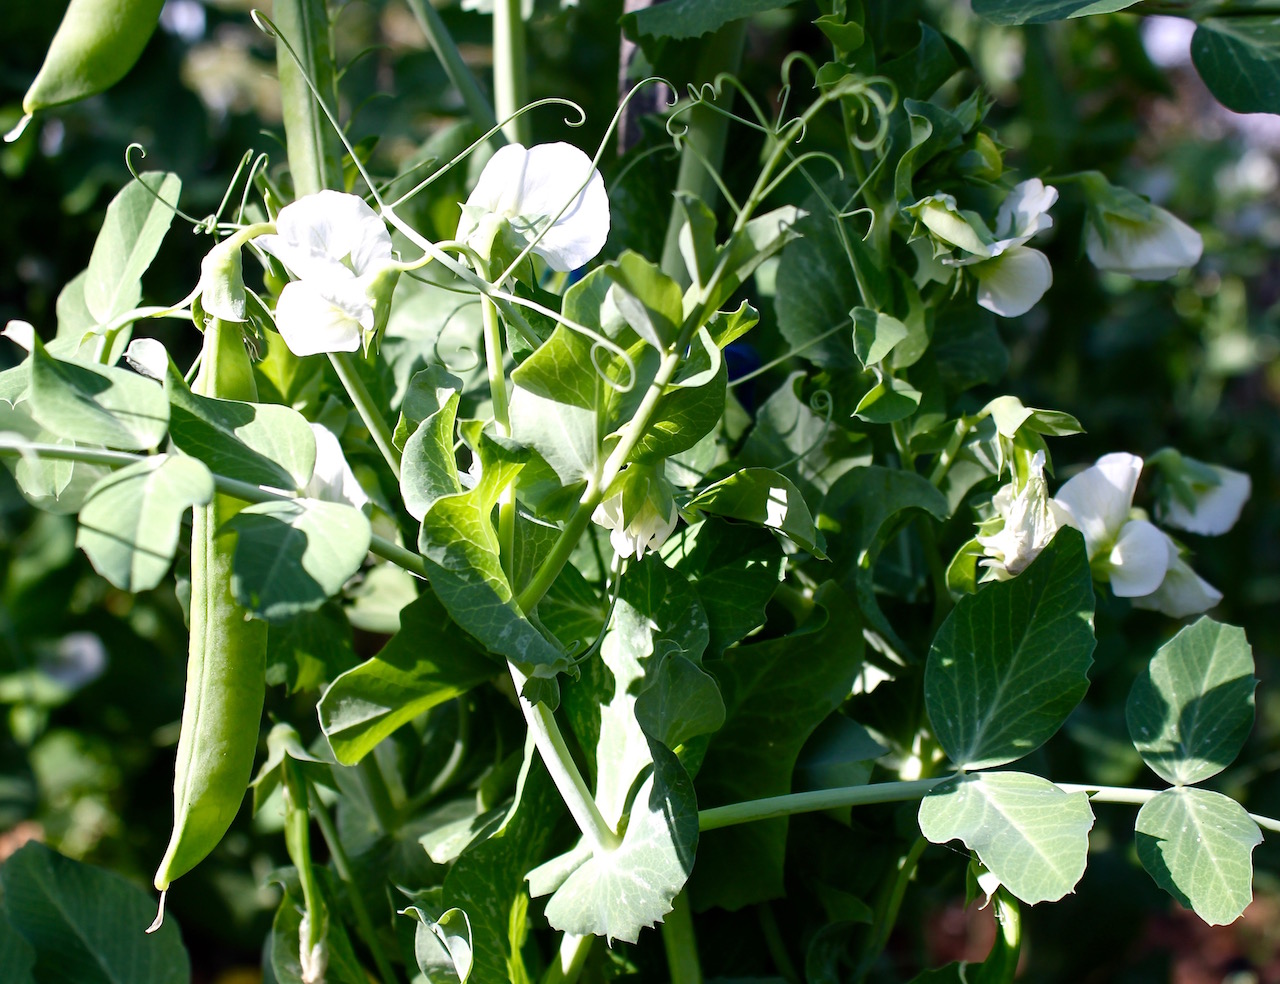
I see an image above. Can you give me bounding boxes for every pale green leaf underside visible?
[970,0,1139,25]
[1126,617,1256,786]
[918,771,1094,905]
[84,172,182,325]
[1135,787,1261,926]
[925,527,1095,770]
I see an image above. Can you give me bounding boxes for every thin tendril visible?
[124,144,207,228]
[727,321,852,389]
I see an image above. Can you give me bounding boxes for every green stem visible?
[857,836,928,979]
[509,664,620,853]
[756,903,798,984]
[328,351,401,482]
[274,0,340,197]
[975,890,1021,984]
[357,756,400,834]
[480,293,516,574]
[312,791,402,984]
[402,0,502,140]
[663,892,705,984]
[492,0,530,144]
[659,20,748,284]
[541,933,594,984]
[0,442,428,578]
[929,415,976,487]
[699,778,946,831]
[283,763,326,965]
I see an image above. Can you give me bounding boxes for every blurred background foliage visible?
[1,1,1278,981]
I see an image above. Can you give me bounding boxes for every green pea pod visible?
[22,0,166,115]
[154,317,267,892]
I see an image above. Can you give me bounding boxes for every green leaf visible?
[624,0,795,40]
[268,886,365,984]
[401,371,464,520]
[1135,787,1261,926]
[984,395,1083,439]
[690,582,864,910]
[918,772,1094,906]
[925,527,1095,770]
[605,251,683,350]
[674,193,719,292]
[706,300,759,349]
[0,914,35,984]
[1192,18,1280,115]
[508,386,597,487]
[1126,618,1256,787]
[775,208,866,370]
[55,270,96,343]
[27,337,169,451]
[633,328,727,461]
[396,364,463,444]
[689,467,825,557]
[166,367,316,492]
[250,722,333,812]
[418,434,568,677]
[0,841,190,984]
[852,376,922,423]
[84,173,182,325]
[319,591,498,764]
[76,454,214,592]
[853,307,909,368]
[265,602,358,695]
[226,499,372,622]
[404,906,474,984]
[970,0,1139,26]
[894,98,973,207]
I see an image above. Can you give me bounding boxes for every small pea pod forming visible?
[22,0,166,116]
[154,317,268,894]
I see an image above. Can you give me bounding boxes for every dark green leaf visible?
[265,602,358,695]
[624,0,797,41]
[1192,18,1280,115]
[971,0,1139,26]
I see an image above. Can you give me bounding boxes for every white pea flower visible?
[457,142,609,273]
[1053,452,1169,598]
[1080,173,1202,280]
[1131,533,1222,618]
[305,423,370,511]
[1154,455,1251,536]
[254,191,399,357]
[977,451,1068,579]
[908,180,1058,317]
[592,461,677,560]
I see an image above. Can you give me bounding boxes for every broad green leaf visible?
[971,0,1139,25]
[706,205,805,313]
[0,841,190,984]
[419,434,568,677]
[318,591,498,764]
[404,906,473,984]
[984,395,1083,439]
[227,498,371,622]
[925,528,1095,770]
[1126,618,1256,787]
[932,301,1009,393]
[395,364,463,445]
[55,270,96,343]
[265,602,358,695]
[268,886,365,984]
[674,193,719,291]
[1192,18,1280,115]
[795,715,886,793]
[822,466,948,657]
[250,722,333,811]
[509,386,597,487]
[443,749,561,984]
[853,307,909,368]
[852,376,922,423]
[623,0,795,40]
[401,371,464,520]
[605,251,683,350]
[706,300,759,349]
[689,467,825,557]
[894,97,974,207]
[691,582,864,910]
[878,21,966,102]
[0,914,35,984]
[84,173,182,325]
[76,454,214,592]
[1135,787,1261,926]
[918,772,1094,905]
[633,328,726,461]
[166,366,316,492]
[27,338,169,451]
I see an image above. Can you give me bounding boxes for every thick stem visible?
[662,892,705,984]
[509,664,620,853]
[480,295,516,574]
[492,0,530,144]
[659,20,747,284]
[274,0,340,197]
[402,0,502,139]
[328,352,401,481]
[698,778,946,831]
[312,791,402,984]
[282,763,326,965]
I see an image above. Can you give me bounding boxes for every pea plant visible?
[0,0,1275,981]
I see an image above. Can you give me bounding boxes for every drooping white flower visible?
[1080,174,1202,280]
[458,142,609,272]
[977,451,1068,578]
[254,191,398,356]
[591,461,677,560]
[1131,532,1223,618]
[1157,458,1251,536]
[305,423,370,511]
[1053,452,1169,597]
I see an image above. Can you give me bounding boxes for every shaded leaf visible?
[690,467,825,557]
[84,172,182,325]
[1192,18,1280,115]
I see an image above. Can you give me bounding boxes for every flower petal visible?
[1131,542,1222,617]
[306,423,370,510]
[1084,205,1202,280]
[994,178,1058,243]
[274,280,365,356]
[974,246,1052,317]
[256,190,392,281]
[1108,519,1170,597]
[1160,464,1251,536]
[1054,452,1144,559]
